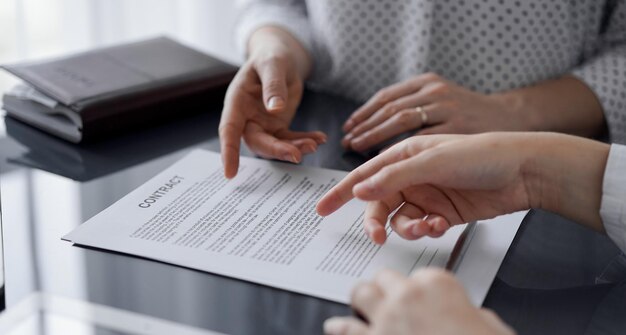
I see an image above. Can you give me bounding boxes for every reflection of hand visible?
[219,27,326,178]
[317,132,608,245]
[324,269,514,335]
[341,73,525,152]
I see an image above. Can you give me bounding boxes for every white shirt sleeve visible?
[601,144,626,253]
[235,0,314,58]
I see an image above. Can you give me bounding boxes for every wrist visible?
[248,26,312,79]
[490,76,606,136]
[521,133,609,231]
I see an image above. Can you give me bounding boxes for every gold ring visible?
[415,106,428,126]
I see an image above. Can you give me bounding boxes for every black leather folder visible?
[1,36,237,143]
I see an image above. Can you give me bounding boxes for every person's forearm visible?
[247,26,312,80]
[492,76,606,138]
[522,133,610,232]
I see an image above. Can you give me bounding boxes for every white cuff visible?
[601,144,626,253]
[235,6,314,59]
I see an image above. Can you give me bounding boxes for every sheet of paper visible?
[455,211,526,306]
[63,149,522,304]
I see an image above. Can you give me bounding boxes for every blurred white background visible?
[0,0,240,101]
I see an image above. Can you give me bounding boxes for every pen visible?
[445,221,478,273]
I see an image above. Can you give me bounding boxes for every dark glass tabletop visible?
[0,90,624,335]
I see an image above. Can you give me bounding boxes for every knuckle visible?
[349,283,364,303]
[256,54,286,69]
[351,282,377,304]
[430,82,451,96]
[422,72,440,81]
[264,79,285,92]
[270,142,287,157]
[374,90,391,104]
[398,140,414,159]
[382,102,399,115]
[361,131,378,144]
[416,268,456,288]
[349,111,366,124]
[218,123,235,136]
[223,142,240,153]
[338,324,353,335]
[394,110,414,123]
[351,167,370,185]
[403,138,425,157]
[224,80,244,102]
[377,166,396,182]
[410,75,423,83]
[397,282,423,302]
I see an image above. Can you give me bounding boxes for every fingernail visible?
[267,96,285,110]
[411,220,424,237]
[323,318,344,335]
[343,120,354,131]
[430,216,450,232]
[282,154,294,162]
[351,138,364,150]
[291,154,300,163]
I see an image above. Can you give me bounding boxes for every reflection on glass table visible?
[0,293,223,335]
[4,110,220,182]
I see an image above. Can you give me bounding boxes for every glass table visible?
[0,90,624,335]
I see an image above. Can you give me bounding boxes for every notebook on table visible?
[1,36,237,143]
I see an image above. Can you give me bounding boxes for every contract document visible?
[63,149,525,304]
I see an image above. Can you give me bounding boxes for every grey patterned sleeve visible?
[571,1,626,144]
[235,0,313,58]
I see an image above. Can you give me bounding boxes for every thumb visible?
[256,59,289,113]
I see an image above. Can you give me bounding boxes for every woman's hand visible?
[341,73,522,152]
[317,132,609,245]
[219,27,327,178]
[324,269,515,335]
[342,73,606,153]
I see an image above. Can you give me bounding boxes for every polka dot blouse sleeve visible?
[235,0,314,58]
[571,1,626,144]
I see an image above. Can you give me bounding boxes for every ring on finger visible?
[415,106,429,126]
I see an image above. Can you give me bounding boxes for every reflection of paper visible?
[64,150,465,303]
[0,293,223,335]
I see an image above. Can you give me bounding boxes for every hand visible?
[317,132,609,245]
[324,269,515,335]
[341,73,526,152]
[219,27,327,178]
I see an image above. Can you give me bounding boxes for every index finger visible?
[219,121,244,179]
[219,91,247,178]
[316,141,409,216]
